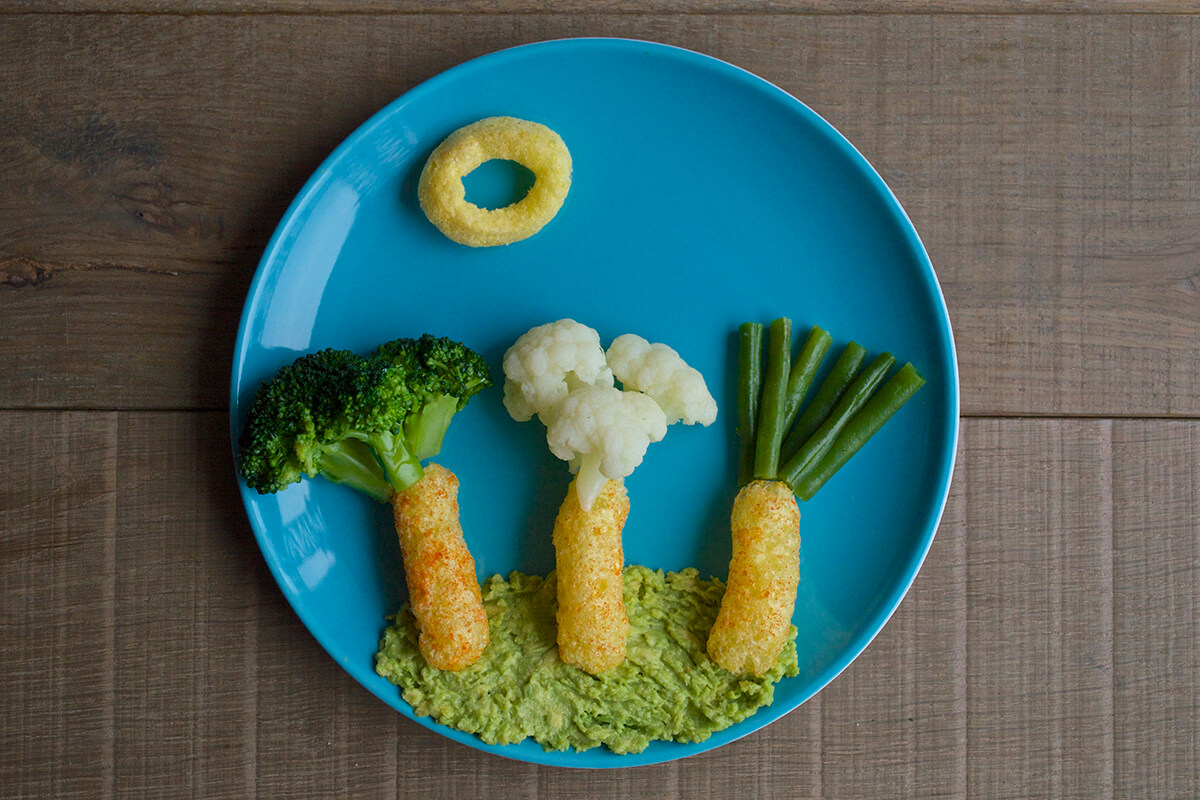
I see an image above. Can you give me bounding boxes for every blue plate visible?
[230,38,958,768]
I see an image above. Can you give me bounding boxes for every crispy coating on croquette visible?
[417,116,572,247]
[707,480,800,676]
[391,463,488,671]
[552,477,631,674]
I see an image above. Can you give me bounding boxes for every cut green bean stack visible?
[735,317,925,501]
[794,363,926,500]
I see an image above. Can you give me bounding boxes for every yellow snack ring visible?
[417,116,572,247]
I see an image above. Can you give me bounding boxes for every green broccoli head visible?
[372,334,492,462]
[237,336,491,501]
[237,348,402,500]
[373,334,491,406]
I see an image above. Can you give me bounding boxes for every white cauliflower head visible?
[502,319,614,423]
[606,333,718,426]
[545,385,668,510]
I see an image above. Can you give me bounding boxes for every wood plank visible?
[1112,420,1200,797]
[929,15,1200,418]
[1,415,1197,796]
[5,1,1200,14]
[0,411,118,799]
[108,412,267,796]
[964,419,1115,799]
[1,15,1198,416]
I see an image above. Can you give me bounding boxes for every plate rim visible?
[229,36,960,768]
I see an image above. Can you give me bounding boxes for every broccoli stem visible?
[349,430,425,495]
[404,394,460,461]
[316,438,395,502]
[780,351,896,490]
[794,363,925,501]
[752,318,792,481]
[736,322,765,485]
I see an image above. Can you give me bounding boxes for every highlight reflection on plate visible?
[230,38,958,768]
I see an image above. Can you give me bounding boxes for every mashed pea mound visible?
[374,565,799,754]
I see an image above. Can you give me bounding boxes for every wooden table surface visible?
[3,2,1198,798]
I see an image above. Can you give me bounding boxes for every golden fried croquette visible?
[552,477,631,674]
[391,463,488,671]
[707,480,800,676]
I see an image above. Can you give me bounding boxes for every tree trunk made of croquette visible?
[391,463,488,671]
[707,479,800,676]
[552,477,631,674]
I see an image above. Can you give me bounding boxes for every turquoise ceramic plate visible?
[230,38,958,767]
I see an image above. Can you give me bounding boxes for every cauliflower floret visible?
[545,385,668,510]
[606,333,718,426]
[502,319,614,423]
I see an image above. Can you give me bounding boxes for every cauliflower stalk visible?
[503,319,716,510]
[547,385,668,507]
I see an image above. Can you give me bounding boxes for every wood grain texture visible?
[963,419,1115,799]
[0,412,118,799]
[1,14,1198,415]
[3,414,1197,798]
[1112,420,1200,797]
[3,7,1199,799]
[6,1,1200,14]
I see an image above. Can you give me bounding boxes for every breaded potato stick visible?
[552,477,631,674]
[707,479,800,676]
[391,463,488,671]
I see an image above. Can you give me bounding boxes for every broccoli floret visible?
[237,336,491,501]
[373,334,492,463]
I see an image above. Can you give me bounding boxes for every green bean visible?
[736,322,765,485]
[795,363,925,500]
[780,341,866,463]
[782,325,833,431]
[752,317,792,481]
[781,351,896,491]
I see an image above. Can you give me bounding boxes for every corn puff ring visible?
[417,116,572,247]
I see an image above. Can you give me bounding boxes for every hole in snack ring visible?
[462,159,537,211]
[418,117,572,247]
